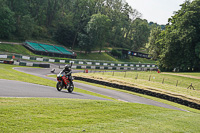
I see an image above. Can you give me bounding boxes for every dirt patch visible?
[163,73,200,79]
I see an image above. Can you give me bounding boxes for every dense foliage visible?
[147,0,200,72]
[0,0,151,52]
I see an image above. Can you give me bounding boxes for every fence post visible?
[162,78,165,84]
[176,80,178,87]
[124,71,126,78]
[149,75,151,81]
[135,74,138,79]
[112,71,114,76]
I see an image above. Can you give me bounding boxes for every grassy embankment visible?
[1,64,200,132]
[73,71,200,105]
[0,43,156,63]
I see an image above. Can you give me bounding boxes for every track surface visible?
[11,66,186,111]
[0,79,108,100]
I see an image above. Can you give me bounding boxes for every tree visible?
[17,15,35,40]
[0,6,15,39]
[86,13,111,53]
[128,18,150,51]
[158,0,200,72]
[54,24,75,47]
[146,27,163,59]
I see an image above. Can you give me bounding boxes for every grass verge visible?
[73,72,200,104]
[1,97,200,133]
[74,80,200,113]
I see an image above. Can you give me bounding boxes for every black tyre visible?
[56,82,63,91]
[68,83,74,93]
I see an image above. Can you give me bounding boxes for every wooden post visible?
[176,80,178,87]
[135,74,138,79]
[149,75,151,81]
[162,78,165,84]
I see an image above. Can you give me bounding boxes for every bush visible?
[111,49,122,58]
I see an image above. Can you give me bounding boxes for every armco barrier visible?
[13,61,50,68]
[1,54,157,69]
[74,76,200,110]
[39,64,50,68]
[0,60,14,64]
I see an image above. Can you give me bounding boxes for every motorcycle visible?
[56,68,74,93]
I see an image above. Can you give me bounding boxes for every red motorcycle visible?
[56,71,74,93]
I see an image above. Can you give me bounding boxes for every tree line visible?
[147,0,200,72]
[0,0,155,53]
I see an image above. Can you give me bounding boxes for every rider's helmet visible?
[64,64,71,71]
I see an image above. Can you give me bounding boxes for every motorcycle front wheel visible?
[56,82,63,91]
[68,83,74,93]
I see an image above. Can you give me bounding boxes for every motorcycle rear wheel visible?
[56,82,63,91]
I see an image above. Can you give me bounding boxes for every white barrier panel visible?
[142,65,145,67]
[147,65,150,67]
[152,65,155,67]
[124,67,127,70]
[111,64,115,66]
[26,63,33,66]
[131,68,135,70]
[136,65,139,67]
[0,55,7,58]
[81,66,86,69]
[69,61,74,64]
[117,67,120,70]
[36,58,43,61]
[130,64,134,67]
[96,63,100,65]
[103,63,107,66]
[49,59,55,62]
[91,66,96,69]
[60,60,65,63]
[14,61,19,65]
[22,56,30,60]
[124,64,128,66]
[71,66,77,69]
[108,67,112,70]
[100,67,104,69]
[79,62,83,64]
[87,62,92,65]
[118,64,121,66]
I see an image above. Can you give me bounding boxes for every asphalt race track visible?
[0,79,109,100]
[0,65,186,111]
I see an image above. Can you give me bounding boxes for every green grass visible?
[0,43,35,55]
[118,56,156,63]
[1,65,200,132]
[74,71,200,104]
[74,79,200,113]
[0,43,156,63]
[77,52,156,63]
[174,72,200,77]
[1,97,200,133]
[77,52,118,61]
[0,64,114,100]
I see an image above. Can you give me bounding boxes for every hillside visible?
[0,43,156,63]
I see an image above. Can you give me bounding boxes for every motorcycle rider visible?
[61,64,73,87]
